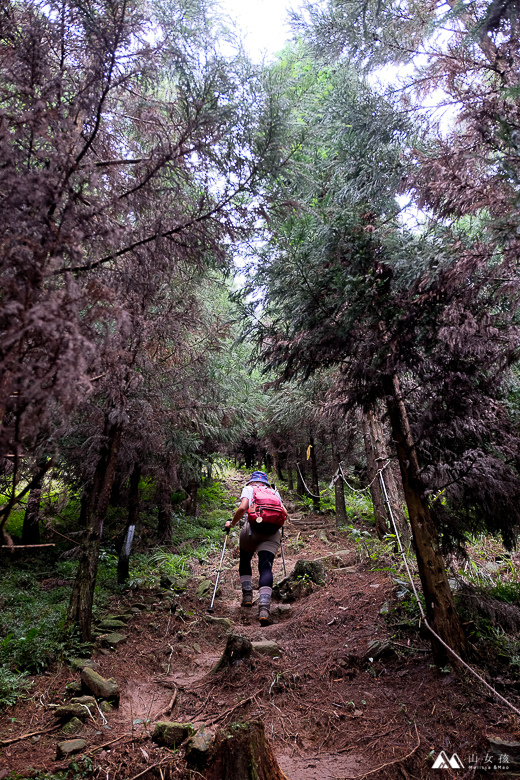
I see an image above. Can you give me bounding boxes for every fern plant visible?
[0,665,32,709]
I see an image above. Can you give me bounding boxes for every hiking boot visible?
[258,587,272,626]
[241,588,253,607]
[259,605,272,626]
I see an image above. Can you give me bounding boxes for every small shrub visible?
[0,665,32,709]
[487,581,520,606]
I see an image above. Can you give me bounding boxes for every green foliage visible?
[486,628,520,672]
[296,494,314,511]
[199,478,235,512]
[344,491,375,523]
[0,572,70,672]
[318,491,336,514]
[126,549,193,590]
[487,581,520,606]
[123,479,233,588]
[0,665,32,709]
[0,559,94,675]
[0,487,25,536]
[388,585,425,633]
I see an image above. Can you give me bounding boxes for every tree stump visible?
[273,559,326,602]
[211,634,252,673]
[205,719,288,780]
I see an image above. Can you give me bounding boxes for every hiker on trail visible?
[225,471,288,626]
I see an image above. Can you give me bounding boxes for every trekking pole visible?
[280,528,287,578]
[208,525,230,614]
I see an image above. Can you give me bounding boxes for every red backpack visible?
[248,485,285,528]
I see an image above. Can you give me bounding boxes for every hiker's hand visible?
[223,520,232,534]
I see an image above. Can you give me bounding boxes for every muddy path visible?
[1,472,519,779]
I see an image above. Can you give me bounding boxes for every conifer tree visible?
[252,55,520,661]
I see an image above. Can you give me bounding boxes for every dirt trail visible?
[1,472,520,779]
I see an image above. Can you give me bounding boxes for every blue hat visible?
[247,471,270,485]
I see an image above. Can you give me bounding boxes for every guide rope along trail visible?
[298,457,520,717]
[377,459,520,719]
[296,459,391,500]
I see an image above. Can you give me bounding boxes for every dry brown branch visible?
[205,688,264,726]
[128,756,172,780]
[84,733,132,755]
[334,723,420,780]
[152,688,178,720]
[49,526,82,545]
[0,543,55,549]
[0,722,60,746]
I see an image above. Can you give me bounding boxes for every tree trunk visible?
[183,478,198,519]
[117,463,140,584]
[0,457,52,538]
[383,374,468,663]
[21,462,47,545]
[206,719,288,780]
[243,441,255,470]
[382,452,411,548]
[68,416,122,642]
[272,450,284,482]
[287,462,294,491]
[309,433,320,511]
[364,404,410,545]
[362,411,388,539]
[109,474,124,507]
[331,436,347,528]
[157,475,173,539]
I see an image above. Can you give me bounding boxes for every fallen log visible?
[0,543,55,549]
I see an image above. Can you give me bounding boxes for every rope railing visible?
[377,469,520,719]
[295,462,321,499]
[297,456,520,717]
[296,459,391,500]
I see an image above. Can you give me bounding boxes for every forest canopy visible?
[2,0,520,665]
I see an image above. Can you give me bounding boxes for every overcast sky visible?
[219,0,298,60]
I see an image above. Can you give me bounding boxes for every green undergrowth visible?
[4,755,95,779]
[1,480,82,540]
[0,473,234,692]
[271,465,377,526]
[0,665,32,710]
[0,557,95,677]
[0,475,227,715]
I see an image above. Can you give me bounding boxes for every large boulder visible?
[98,632,126,648]
[56,739,87,759]
[98,619,127,630]
[273,559,325,602]
[54,704,92,720]
[488,737,520,768]
[70,658,99,671]
[71,696,96,707]
[196,580,214,599]
[251,641,280,657]
[81,668,120,703]
[292,559,325,584]
[61,717,84,735]
[105,614,132,623]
